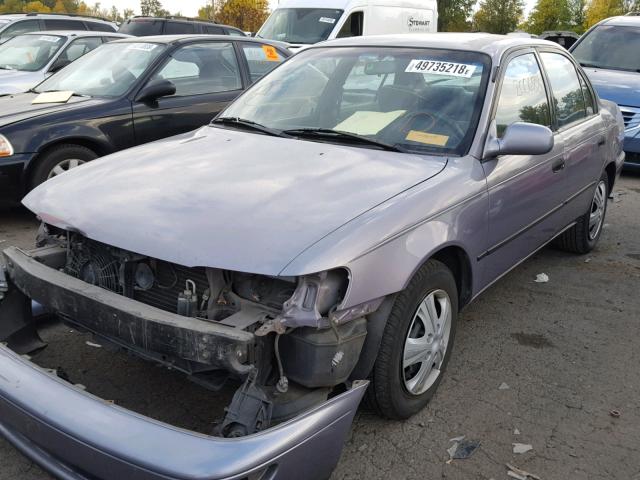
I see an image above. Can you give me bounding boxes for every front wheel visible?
[366,259,458,419]
[30,144,97,190]
[555,171,609,254]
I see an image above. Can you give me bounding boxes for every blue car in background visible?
[571,14,640,171]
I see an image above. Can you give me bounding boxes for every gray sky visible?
[103,0,537,22]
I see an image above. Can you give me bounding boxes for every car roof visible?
[311,32,565,60]
[110,34,289,50]
[599,15,640,27]
[0,13,113,23]
[21,30,129,38]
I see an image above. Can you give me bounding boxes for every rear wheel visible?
[555,171,609,254]
[31,144,97,190]
[366,259,458,419]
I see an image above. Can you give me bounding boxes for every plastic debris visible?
[610,409,621,418]
[499,382,510,390]
[584,258,592,263]
[447,437,480,462]
[514,428,520,435]
[534,273,549,283]
[513,443,533,454]
[506,463,541,480]
[85,341,102,348]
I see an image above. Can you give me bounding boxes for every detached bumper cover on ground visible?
[0,343,367,480]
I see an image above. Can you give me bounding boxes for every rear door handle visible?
[552,159,566,173]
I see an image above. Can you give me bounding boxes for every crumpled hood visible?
[0,70,43,95]
[0,92,100,127]
[24,126,447,275]
[584,68,640,107]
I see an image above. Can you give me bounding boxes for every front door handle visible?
[552,159,566,173]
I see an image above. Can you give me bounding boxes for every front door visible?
[131,41,244,145]
[480,51,567,285]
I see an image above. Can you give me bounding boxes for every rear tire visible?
[555,171,609,254]
[31,144,97,190]
[365,259,458,420]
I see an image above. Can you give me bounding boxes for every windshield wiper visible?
[212,117,292,138]
[579,62,601,69]
[283,128,406,152]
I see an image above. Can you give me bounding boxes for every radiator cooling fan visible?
[65,243,120,292]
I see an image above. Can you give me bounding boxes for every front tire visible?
[366,259,458,419]
[31,144,97,190]
[555,171,609,254]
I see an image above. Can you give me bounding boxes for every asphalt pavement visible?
[1,174,639,480]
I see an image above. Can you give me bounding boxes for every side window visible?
[336,11,364,38]
[86,22,115,32]
[540,52,586,128]
[0,20,40,41]
[164,22,195,35]
[241,43,284,83]
[578,73,595,116]
[58,37,103,64]
[205,25,224,34]
[494,53,550,138]
[150,42,241,96]
[226,28,245,37]
[44,19,85,30]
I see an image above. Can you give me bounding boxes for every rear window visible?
[44,19,86,30]
[86,21,116,32]
[119,19,164,36]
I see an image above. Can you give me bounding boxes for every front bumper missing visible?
[0,245,369,478]
[0,343,367,480]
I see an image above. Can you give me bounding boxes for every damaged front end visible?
[0,225,374,478]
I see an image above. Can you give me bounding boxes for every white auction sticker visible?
[126,43,158,52]
[39,35,61,43]
[319,17,336,24]
[405,59,476,78]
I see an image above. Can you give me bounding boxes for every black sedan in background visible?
[0,35,290,202]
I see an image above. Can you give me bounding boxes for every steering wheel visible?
[399,110,467,142]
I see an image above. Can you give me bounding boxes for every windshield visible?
[219,47,490,155]
[0,34,65,72]
[572,25,640,72]
[257,8,343,44]
[35,42,165,97]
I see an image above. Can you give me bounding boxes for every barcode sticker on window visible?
[39,35,61,43]
[319,17,336,24]
[405,60,476,78]
[126,43,158,52]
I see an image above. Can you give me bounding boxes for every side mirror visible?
[48,58,71,74]
[135,79,176,103]
[484,122,554,159]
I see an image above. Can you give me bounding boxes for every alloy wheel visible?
[47,158,86,179]
[588,180,607,240]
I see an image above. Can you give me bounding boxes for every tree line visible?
[0,0,637,34]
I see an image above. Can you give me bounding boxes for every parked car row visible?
[0,35,290,202]
[0,30,625,480]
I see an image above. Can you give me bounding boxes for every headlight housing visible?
[0,134,13,157]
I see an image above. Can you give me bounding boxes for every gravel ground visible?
[0,174,639,480]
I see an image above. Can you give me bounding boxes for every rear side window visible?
[540,52,586,128]
[86,22,116,32]
[336,11,364,38]
[205,25,224,34]
[494,53,550,138]
[150,42,241,96]
[119,19,164,36]
[164,21,195,35]
[0,20,40,42]
[226,28,245,37]
[44,19,85,30]
[578,74,595,116]
[59,37,103,63]
[241,43,284,83]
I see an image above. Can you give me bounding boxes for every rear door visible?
[480,50,567,284]
[131,40,244,145]
[538,50,606,224]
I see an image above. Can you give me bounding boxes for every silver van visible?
[0,13,117,44]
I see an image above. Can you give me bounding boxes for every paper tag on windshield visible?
[405,60,476,78]
[126,43,157,52]
[406,130,449,146]
[32,91,74,104]
[262,45,280,61]
[319,17,336,24]
[39,35,60,43]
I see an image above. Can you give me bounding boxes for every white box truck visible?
[257,0,438,50]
